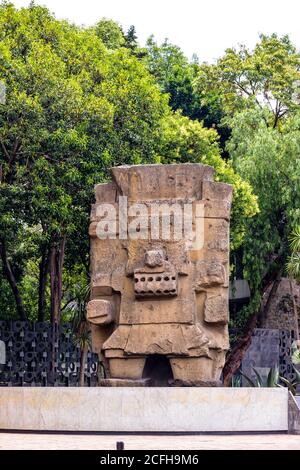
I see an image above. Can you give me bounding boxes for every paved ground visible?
[0,432,300,450]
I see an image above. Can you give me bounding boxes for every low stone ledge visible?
[288,393,300,435]
[0,387,288,433]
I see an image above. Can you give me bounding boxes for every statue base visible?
[99,378,151,387]
[0,387,289,433]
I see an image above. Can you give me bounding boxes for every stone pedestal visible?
[0,387,289,432]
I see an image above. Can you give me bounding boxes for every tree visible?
[159,111,258,251]
[223,108,300,383]
[124,25,138,51]
[145,37,230,151]
[0,2,258,337]
[194,34,300,129]
[0,2,168,322]
[95,18,125,50]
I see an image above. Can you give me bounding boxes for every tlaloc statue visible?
[87,164,232,386]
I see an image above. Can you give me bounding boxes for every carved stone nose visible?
[144,250,165,268]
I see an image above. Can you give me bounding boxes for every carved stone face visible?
[87,164,232,386]
[134,250,177,298]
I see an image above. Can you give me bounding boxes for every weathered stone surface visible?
[88,163,232,386]
[202,180,233,203]
[95,182,117,203]
[0,340,5,365]
[103,324,211,358]
[0,388,289,432]
[204,293,229,324]
[289,393,300,435]
[86,299,116,325]
[194,260,227,289]
[109,357,146,379]
[144,249,165,267]
[112,163,214,201]
[119,295,195,324]
[98,378,152,387]
[169,379,222,387]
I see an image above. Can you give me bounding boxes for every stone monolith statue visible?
[87,164,232,386]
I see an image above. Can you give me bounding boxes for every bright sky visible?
[12,0,300,62]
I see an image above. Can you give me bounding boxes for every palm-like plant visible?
[286,227,300,341]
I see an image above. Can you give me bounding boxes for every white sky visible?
[11,0,300,62]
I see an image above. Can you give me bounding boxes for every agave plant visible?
[278,367,300,396]
[231,374,242,387]
[292,348,300,365]
[240,366,280,388]
[239,365,300,395]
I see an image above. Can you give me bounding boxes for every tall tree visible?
[95,18,125,50]
[194,34,300,128]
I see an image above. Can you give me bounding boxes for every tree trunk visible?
[79,345,88,387]
[0,238,27,321]
[38,245,50,322]
[223,269,282,387]
[49,235,66,382]
[290,278,299,341]
[258,276,282,328]
[50,235,66,325]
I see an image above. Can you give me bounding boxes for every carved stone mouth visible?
[134,271,177,297]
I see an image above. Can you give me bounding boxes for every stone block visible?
[98,378,151,387]
[86,299,116,325]
[204,293,229,324]
[95,182,117,203]
[194,260,227,289]
[202,180,233,203]
[0,388,289,432]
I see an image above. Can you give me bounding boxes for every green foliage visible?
[227,109,300,323]
[0,2,259,324]
[193,34,300,329]
[159,111,258,251]
[0,2,168,319]
[194,34,300,127]
[144,37,231,150]
[240,366,280,388]
[94,18,125,50]
[279,367,300,395]
[237,364,300,395]
[145,37,200,117]
[287,227,300,283]
[124,25,138,51]
[292,349,300,366]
